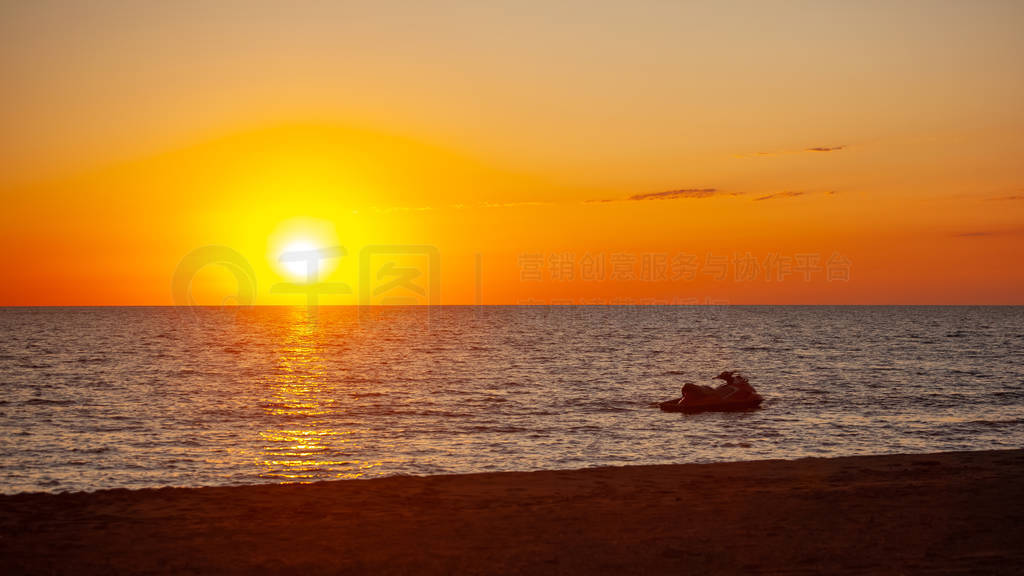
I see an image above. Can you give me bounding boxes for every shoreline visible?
[2,449,1023,574]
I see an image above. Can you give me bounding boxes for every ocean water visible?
[1,306,1022,494]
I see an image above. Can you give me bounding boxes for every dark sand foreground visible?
[2,449,1023,575]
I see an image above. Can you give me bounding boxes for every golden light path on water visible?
[258,308,382,482]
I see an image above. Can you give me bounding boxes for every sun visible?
[268,218,342,281]
[279,240,320,279]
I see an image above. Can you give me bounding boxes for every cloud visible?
[988,194,1024,201]
[952,231,995,238]
[586,188,725,203]
[754,191,807,201]
[734,145,848,158]
[590,187,838,204]
[628,188,720,201]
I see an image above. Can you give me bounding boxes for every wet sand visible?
[2,449,1022,575]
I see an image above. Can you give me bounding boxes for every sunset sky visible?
[2,1,1022,305]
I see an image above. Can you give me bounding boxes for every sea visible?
[1,306,1022,494]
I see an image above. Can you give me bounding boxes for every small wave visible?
[993,391,1024,400]
[200,408,245,418]
[663,370,688,375]
[965,417,1024,428]
[23,398,75,406]
[466,425,530,433]
[580,402,634,412]
[343,377,387,384]
[72,446,112,454]
[790,387,827,395]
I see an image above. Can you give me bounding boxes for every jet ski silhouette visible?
[658,371,764,413]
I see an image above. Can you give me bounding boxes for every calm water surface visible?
[1,306,1022,493]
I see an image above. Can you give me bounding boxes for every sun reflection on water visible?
[258,309,381,482]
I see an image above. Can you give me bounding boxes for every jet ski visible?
[658,371,764,413]
[658,393,764,413]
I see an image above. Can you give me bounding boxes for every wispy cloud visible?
[952,231,995,238]
[629,188,720,201]
[754,191,807,201]
[735,144,848,158]
[589,187,840,204]
[988,194,1024,201]
[586,188,727,203]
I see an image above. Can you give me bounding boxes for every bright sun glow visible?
[269,218,342,282]
[280,240,319,279]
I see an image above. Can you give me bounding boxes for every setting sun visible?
[276,240,340,281]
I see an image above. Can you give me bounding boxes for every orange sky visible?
[2,1,1022,305]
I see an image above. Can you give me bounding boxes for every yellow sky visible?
[2,1,1022,304]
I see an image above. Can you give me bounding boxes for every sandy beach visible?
[2,449,1022,575]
